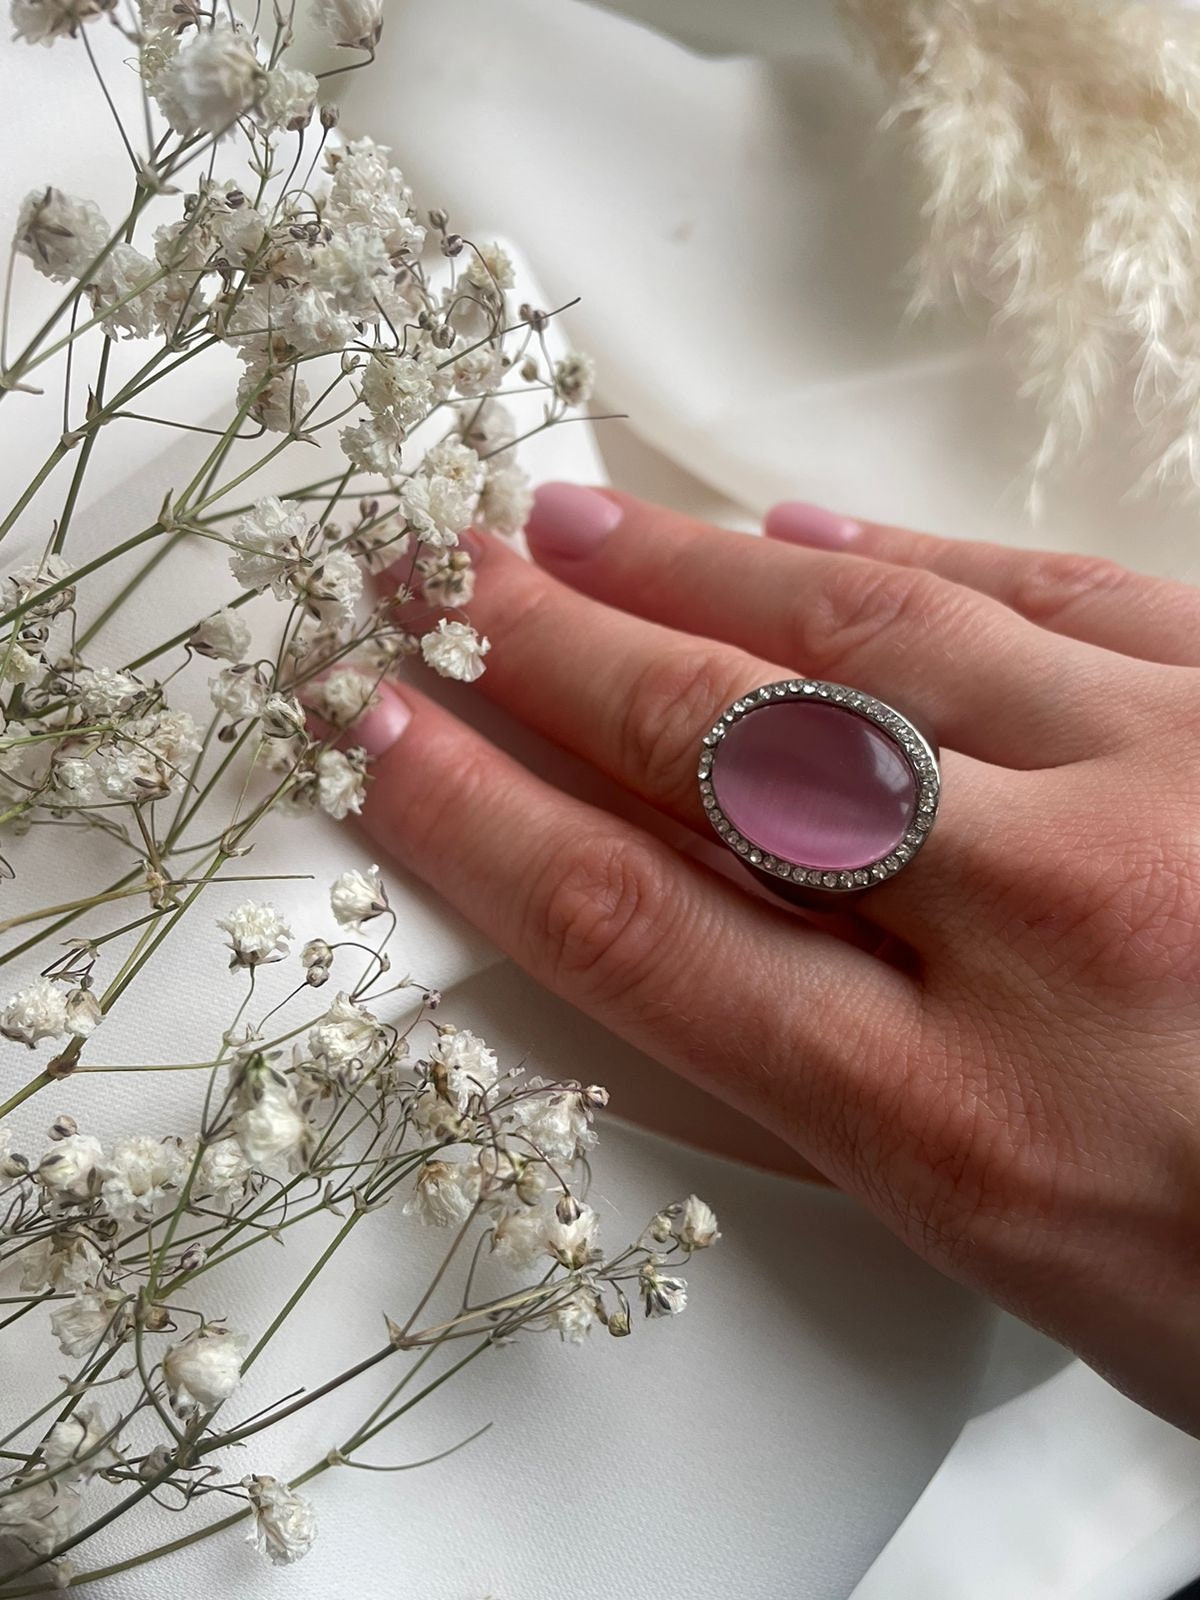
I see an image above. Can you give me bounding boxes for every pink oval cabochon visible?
[711,701,917,872]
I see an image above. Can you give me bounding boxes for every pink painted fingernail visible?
[525,482,622,561]
[764,501,862,549]
[349,680,412,758]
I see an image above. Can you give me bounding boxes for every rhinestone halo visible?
[696,679,940,894]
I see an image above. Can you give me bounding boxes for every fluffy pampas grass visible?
[845,0,1200,500]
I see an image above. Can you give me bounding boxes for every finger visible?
[522,484,1135,770]
[350,678,918,1165]
[387,530,994,931]
[765,499,1200,668]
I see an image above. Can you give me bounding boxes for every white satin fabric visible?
[1,4,1198,1598]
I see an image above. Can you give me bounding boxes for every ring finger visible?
[386,531,996,933]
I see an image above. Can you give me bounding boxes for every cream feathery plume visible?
[844,0,1200,502]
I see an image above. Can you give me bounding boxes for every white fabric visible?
[2,4,1199,1599]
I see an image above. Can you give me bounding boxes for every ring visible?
[696,679,940,899]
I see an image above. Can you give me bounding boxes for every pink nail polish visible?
[350,681,412,758]
[764,501,862,550]
[525,482,622,561]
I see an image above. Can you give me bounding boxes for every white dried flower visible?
[340,417,402,477]
[262,693,306,739]
[50,1285,126,1359]
[420,618,490,683]
[0,1479,81,1561]
[40,1404,114,1483]
[544,1202,600,1269]
[194,1137,251,1209]
[309,0,382,51]
[640,1261,688,1319]
[216,901,292,969]
[36,1134,103,1205]
[1,976,67,1047]
[164,1325,245,1413]
[459,397,517,456]
[100,1135,186,1222]
[465,241,515,294]
[3,551,74,617]
[308,992,386,1073]
[233,1074,312,1170]
[330,865,388,930]
[15,187,108,281]
[19,1230,103,1293]
[477,461,534,537]
[87,242,158,338]
[554,351,596,406]
[190,608,251,662]
[155,22,262,136]
[307,226,391,319]
[64,988,101,1039]
[228,496,309,597]
[244,1475,317,1566]
[551,1286,601,1344]
[508,1084,596,1163]
[310,667,378,729]
[324,138,425,257]
[240,358,310,435]
[315,747,366,819]
[674,1194,720,1251]
[427,1027,500,1108]
[490,1206,552,1269]
[361,351,437,442]
[403,1159,477,1228]
[258,65,317,132]
[72,666,145,718]
[2,644,44,685]
[451,343,503,398]
[209,664,267,723]
[296,545,362,629]
[11,0,112,45]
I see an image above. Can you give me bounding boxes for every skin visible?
[358,489,1200,1436]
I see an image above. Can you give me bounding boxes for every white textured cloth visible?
[2,3,1199,1598]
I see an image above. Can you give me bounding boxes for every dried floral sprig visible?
[0,0,711,1589]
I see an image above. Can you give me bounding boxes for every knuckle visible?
[529,832,674,1009]
[1008,552,1130,629]
[793,561,958,677]
[616,645,746,808]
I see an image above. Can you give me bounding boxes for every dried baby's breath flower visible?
[674,1195,720,1252]
[420,618,490,682]
[0,17,714,1580]
[15,187,108,280]
[330,864,388,930]
[164,1325,246,1413]
[189,608,252,662]
[243,1474,317,1566]
[553,351,596,406]
[216,901,293,969]
[309,0,382,52]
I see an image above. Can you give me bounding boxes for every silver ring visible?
[697,678,940,899]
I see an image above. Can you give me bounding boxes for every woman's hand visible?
[354,483,1200,1435]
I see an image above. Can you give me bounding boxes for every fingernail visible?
[348,680,412,758]
[458,526,484,564]
[525,482,622,561]
[764,501,862,549]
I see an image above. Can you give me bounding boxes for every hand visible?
[355,483,1200,1435]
